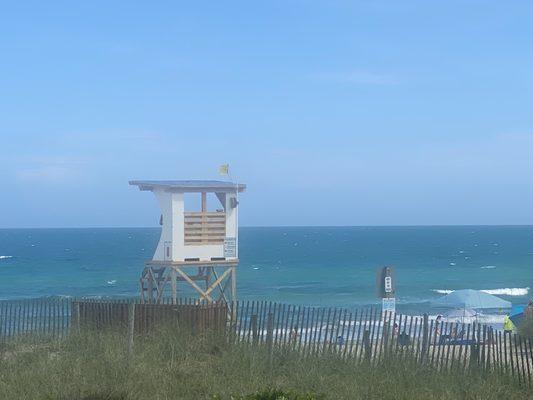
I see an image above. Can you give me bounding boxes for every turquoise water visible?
[0,227,532,312]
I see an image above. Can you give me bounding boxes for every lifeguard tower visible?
[129,180,246,306]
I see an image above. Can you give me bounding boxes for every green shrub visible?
[518,317,533,339]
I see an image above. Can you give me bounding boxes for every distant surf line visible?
[432,288,529,296]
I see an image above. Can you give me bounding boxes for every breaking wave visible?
[0,255,13,260]
[483,288,529,296]
[432,288,529,296]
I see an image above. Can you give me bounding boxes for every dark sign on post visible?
[377,266,396,313]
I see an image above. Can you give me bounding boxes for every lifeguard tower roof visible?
[129,180,246,193]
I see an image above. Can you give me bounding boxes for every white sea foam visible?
[480,265,497,269]
[0,255,13,260]
[483,287,529,296]
[449,262,456,266]
[107,280,117,285]
[433,289,454,294]
[432,287,529,296]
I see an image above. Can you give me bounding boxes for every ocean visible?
[0,226,531,316]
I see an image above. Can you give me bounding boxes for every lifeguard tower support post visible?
[129,180,246,307]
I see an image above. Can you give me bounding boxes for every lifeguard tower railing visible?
[184,211,226,245]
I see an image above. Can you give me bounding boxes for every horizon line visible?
[2,224,533,230]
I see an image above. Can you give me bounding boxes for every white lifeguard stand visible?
[129,180,246,306]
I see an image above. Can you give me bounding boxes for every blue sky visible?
[1,1,533,227]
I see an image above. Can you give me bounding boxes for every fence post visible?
[251,314,258,345]
[266,313,274,369]
[72,301,81,334]
[470,323,479,369]
[363,329,371,362]
[421,313,429,363]
[128,302,135,355]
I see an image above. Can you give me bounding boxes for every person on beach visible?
[503,315,515,334]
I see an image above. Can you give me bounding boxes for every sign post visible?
[377,266,396,314]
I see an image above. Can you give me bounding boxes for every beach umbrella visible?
[444,308,477,319]
[510,305,525,326]
[431,289,511,310]
[444,308,477,324]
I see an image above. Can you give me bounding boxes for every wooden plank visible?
[435,320,446,370]
[251,314,259,345]
[448,322,458,371]
[0,301,5,340]
[338,308,348,356]
[341,311,353,359]
[363,328,371,362]
[321,307,332,354]
[394,313,402,355]
[480,325,487,371]
[346,309,359,359]
[246,301,255,343]
[486,327,493,372]
[516,335,527,384]
[128,303,135,354]
[239,300,249,343]
[428,319,436,365]
[514,333,522,384]
[462,323,472,373]
[406,315,415,363]
[260,301,267,343]
[300,305,308,351]
[378,311,389,362]
[298,306,308,354]
[370,308,380,364]
[421,314,429,363]
[490,327,498,372]
[524,338,533,387]
[290,305,300,347]
[273,303,284,347]
[266,312,274,368]
[411,316,420,362]
[312,307,324,356]
[507,332,515,378]
[353,308,367,361]
[174,268,213,302]
[326,308,338,354]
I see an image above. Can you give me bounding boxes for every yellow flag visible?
[219,164,229,175]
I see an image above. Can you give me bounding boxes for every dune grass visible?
[0,327,531,400]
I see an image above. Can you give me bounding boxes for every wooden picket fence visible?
[0,298,71,339]
[73,298,227,334]
[0,298,532,385]
[229,301,533,386]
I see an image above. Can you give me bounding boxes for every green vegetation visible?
[518,317,533,340]
[0,327,531,400]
